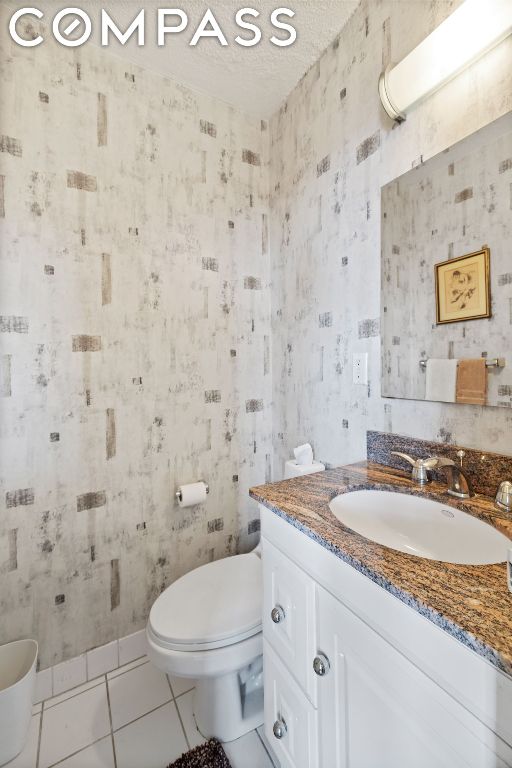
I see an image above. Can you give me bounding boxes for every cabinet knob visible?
[313,653,330,676]
[273,718,287,739]
[271,605,285,624]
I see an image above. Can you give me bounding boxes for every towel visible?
[456,358,487,405]
[425,359,458,403]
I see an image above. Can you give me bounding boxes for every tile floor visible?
[11,656,278,768]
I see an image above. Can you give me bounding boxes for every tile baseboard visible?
[35,629,147,703]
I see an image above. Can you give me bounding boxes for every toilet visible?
[147,550,263,742]
[146,455,325,742]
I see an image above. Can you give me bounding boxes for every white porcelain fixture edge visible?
[328,489,511,564]
[260,506,512,768]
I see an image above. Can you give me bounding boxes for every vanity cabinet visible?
[316,586,510,768]
[261,507,512,768]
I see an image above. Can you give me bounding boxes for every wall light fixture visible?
[379,0,512,122]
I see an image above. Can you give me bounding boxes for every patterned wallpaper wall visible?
[269,0,512,477]
[0,10,271,668]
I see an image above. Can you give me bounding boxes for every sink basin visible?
[328,490,511,564]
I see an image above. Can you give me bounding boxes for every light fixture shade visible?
[379,0,512,121]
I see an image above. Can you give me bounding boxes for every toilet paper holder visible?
[175,481,209,503]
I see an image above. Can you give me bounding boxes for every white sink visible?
[328,489,511,565]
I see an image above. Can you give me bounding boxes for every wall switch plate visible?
[353,352,368,385]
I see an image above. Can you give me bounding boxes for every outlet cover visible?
[352,352,368,385]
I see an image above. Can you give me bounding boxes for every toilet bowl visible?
[146,551,263,743]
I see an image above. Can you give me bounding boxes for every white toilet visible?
[147,550,263,742]
[147,456,325,742]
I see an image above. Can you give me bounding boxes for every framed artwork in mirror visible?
[435,247,491,325]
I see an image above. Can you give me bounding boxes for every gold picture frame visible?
[435,247,491,325]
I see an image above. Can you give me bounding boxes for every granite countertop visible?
[250,461,512,677]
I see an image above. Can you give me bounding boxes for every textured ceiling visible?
[27,1,359,117]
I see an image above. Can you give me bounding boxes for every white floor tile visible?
[107,657,148,680]
[168,676,195,699]
[108,660,171,730]
[118,630,147,666]
[224,730,275,768]
[87,641,118,681]
[54,736,115,768]
[175,691,204,749]
[35,668,52,704]
[52,655,87,696]
[39,682,110,768]
[6,713,40,768]
[114,703,187,768]
[45,678,103,710]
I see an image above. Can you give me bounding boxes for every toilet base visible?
[193,661,263,743]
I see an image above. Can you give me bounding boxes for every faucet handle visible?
[420,457,439,470]
[391,451,417,467]
[391,452,438,485]
[391,451,438,469]
[496,481,512,512]
[432,456,455,468]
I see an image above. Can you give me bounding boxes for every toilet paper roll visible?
[176,481,208,508]
[294,443,314,465]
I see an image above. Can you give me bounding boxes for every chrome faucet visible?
[433,456,475,499]
[391,449,475,499]
[391,452,438,485]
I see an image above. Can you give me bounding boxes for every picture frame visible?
[435,247,491,325]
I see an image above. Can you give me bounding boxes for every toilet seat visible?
[148,553,262,652]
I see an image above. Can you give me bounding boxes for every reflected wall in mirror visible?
[381,112,512,409]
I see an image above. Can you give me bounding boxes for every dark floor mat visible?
[167,738,232,768]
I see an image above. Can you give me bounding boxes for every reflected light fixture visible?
[379,0,512,122]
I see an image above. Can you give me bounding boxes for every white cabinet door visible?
[317,586,512,768]
[264,641,318,768]
[263,539,317,703]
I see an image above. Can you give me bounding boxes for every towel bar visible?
[419,358,505,369]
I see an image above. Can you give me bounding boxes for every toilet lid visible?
[148,553,262,651]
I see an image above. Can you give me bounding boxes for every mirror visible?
[381,112,512,408]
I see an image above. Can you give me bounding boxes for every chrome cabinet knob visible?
[273,718,287,739]
[271,605,285,624]
[313,653,330,676]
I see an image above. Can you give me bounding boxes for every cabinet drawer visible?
[262,539,317,702]
[264,641,318,768]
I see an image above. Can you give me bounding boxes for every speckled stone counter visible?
[250,462,512,677]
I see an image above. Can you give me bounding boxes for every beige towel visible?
[456,359,487,405]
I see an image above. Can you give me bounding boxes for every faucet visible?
[433,457,475,499]
[391,450,475,499]
[390,452,438,485]
[495,481,512,512]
